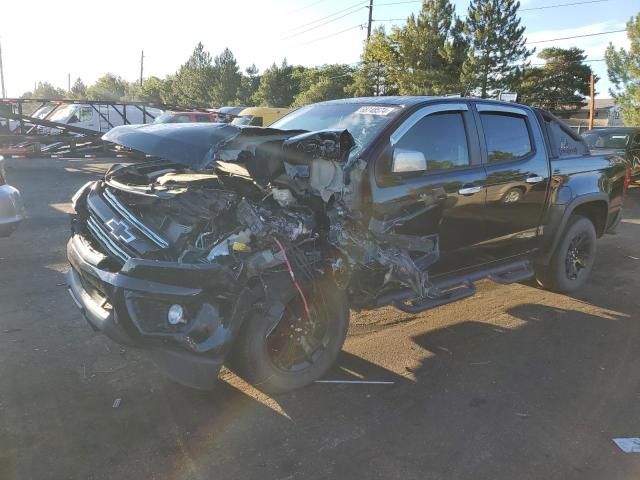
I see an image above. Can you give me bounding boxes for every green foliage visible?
[136,76,167,104]
[293,64,355,107]
[254,60,301,107]
[390,0,468,95]
[350,27,399,96]
[518,48,593,112]
[170,42,216,106]
[70,78,87,98]
[86,74,128,101]
[606,13,640,126]
[20,81,66,99]
[210,47,242,106]
[463,0,533,97]
[238,64,261,105]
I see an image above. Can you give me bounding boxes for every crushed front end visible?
[66,122,439,390]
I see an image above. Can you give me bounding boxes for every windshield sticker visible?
[355,106,397,116]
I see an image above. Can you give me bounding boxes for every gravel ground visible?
[1,157,640,480]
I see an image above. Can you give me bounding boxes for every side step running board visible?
[379,259,534,314]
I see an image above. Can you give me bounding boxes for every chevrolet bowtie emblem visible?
[105,219,136,244]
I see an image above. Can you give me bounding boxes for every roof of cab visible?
[314,96,524,109]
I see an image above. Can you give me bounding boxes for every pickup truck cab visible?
[66,96,630,393]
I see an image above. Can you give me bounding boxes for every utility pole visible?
[0,37,6,98]
[68,73,71,94]
[139,50,144,87]
[367,0,373,41]
[588,74,595,130]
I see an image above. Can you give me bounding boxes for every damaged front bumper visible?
[66,233,249,389]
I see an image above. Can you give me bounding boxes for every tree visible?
[463,0,533,97]
[21,81,66,99]
[254,60,301,107]
[210,47,242,106]
[605,13,640,126]
[238,64,261,105]
[350,27,398,96]
[293,64,355,107]
[390,0,468,95]
[86,74,128,101]
[70,78,87,98]
[518,48,593,112]
[137,76,166,104]
[171,42,216,106]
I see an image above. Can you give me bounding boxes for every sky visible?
[0,0,636,99]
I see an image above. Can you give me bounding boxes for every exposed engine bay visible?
[68,123,439,390]
[77,126,439,305]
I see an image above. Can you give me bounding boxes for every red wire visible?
[273,238,312,319]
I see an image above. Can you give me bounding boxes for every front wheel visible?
[535,215,597,293]
[231,284,349,394]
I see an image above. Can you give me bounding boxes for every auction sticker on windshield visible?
[355,106,397,116]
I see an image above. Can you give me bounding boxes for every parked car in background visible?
[215,106,245,123]
[153,111,218,124]
[0,156,25,237]
[33,104,163,135]
[582,127,640,178]
[231,107,292,127]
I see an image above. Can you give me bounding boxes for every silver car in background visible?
[0,156,25,237]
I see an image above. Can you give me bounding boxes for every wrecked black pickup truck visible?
[66,97,630,392]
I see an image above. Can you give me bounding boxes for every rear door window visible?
[195,114,211,122]
[479,113,532,162]
[175,115,192,123]
[546,120,588,157]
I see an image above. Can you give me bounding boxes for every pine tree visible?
[463,0,532,98]
[253,60,301,107]
[391,0,467,95]
[605,13,640,126]
[70,78,87,98]
[518,48,593,112]
[210,47,242,106]
[350,27,398,96]
[171,42,216,106]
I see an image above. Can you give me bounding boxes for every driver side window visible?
[395,112,470,172]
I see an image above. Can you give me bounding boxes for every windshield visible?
[582,132,630,149]
[231,115,252,126]
[48,105,76,122]
[271,103,401,158]
[153,113,176,124]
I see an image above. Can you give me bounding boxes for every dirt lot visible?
[1,157,640,479]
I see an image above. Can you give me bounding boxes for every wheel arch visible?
[537,192,609,264]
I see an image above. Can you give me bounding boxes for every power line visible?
[373,0,609,8]
[285,1,367,34]
[294,24,365,47]
[520,0,608,11]
[283,5,366,39]
[527,28,626,44]
[373,0,611,23]
[290,0,332,15]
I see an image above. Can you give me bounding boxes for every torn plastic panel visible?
[72,123,441,387]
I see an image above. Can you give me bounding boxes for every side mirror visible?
[392,148,427,173]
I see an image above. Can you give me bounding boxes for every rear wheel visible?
[536,215,597,293]
[231,284,349,394]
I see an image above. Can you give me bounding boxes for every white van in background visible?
[36,104,163,135]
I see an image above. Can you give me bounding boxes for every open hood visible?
[103,123,308,170]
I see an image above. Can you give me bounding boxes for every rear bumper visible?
[66,234,235,389]
[0,184,25,237]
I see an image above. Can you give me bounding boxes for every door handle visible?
[458,185,483,195]
[526,175,544,184]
